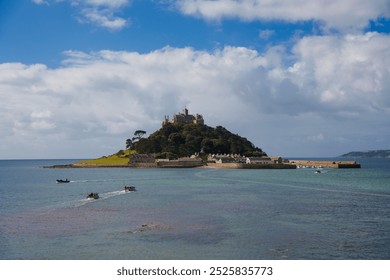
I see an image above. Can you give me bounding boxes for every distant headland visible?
[45,108,360,169]
[341,150,390,158]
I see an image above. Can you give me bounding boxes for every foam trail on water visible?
[56,189,132,208]
[100,190,126,199]
[69,179,123,183]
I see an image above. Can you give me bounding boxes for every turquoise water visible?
[0,158,389,259]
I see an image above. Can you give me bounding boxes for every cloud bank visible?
[174,0,390,32]
[34,0,390,32]
[1,32,389,158]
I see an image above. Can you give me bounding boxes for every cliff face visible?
[133,123,265,159]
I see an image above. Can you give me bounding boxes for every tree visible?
[133,130,146,141]
[131,130,147,150]
[201,138,214,154]
[126,138,133,150]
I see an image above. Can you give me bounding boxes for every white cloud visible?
[84,0,129,9]
[31,120,56,130]
[32,0,46,4]
[173,0,390,32]
[307,133,325,142]
[259,29,275,40]
[31,0,389,33]
[31,110,53,119]
[82,7,129,30]
[32,0,130,30]
[1,33,390,158]
[289,32,390,112]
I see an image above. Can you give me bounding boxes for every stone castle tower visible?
[162,108,204,126]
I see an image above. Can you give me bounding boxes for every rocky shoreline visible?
[44,162,297,169]
[44,164,131,168]
[44,160,361,169]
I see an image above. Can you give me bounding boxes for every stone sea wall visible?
[206,163,296,169]
[290,160,361,168]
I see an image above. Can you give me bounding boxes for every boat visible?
[315,169,322,174]
[56,179,70,183]
[86,192,99,199]
[124,186,136,192]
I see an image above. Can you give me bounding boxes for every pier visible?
[290,160,361,169]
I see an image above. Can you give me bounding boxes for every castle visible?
[162,108,204,126]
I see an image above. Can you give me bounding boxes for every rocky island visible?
[47,108,291,169]
[46,108,359,169]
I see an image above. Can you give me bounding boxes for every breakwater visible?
[206,163,296,169]
[290,160,361,168]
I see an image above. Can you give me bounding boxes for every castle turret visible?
[194,114,204,125]
[162,115,170,126]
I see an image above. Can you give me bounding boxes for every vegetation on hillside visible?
[126,130,146,150]
[75,149,136,165]
[131,123,266,159]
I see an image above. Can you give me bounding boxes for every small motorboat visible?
[56,179,70,183]
[315,169,322,174]
[86,192,99,199]
[124,186,136,192]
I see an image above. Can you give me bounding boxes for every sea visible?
[0,158,389,260]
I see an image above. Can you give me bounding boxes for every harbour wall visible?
[206,163,296,169]
[290,160,361,168]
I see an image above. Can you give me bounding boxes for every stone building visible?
[208,154,246,163]
[245,157,273,164]
[162,108,204,126]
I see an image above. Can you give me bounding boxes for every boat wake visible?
[68,179,123,183]
[99,190,128,200]
[61,189,133,208]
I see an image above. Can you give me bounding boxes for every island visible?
[46,108,360,169]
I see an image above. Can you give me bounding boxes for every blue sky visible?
[1,0,318,65]
[0,0,389,159]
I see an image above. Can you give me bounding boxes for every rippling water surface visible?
[0,158,389,259]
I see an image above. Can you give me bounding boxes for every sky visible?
[0,0,389,159]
